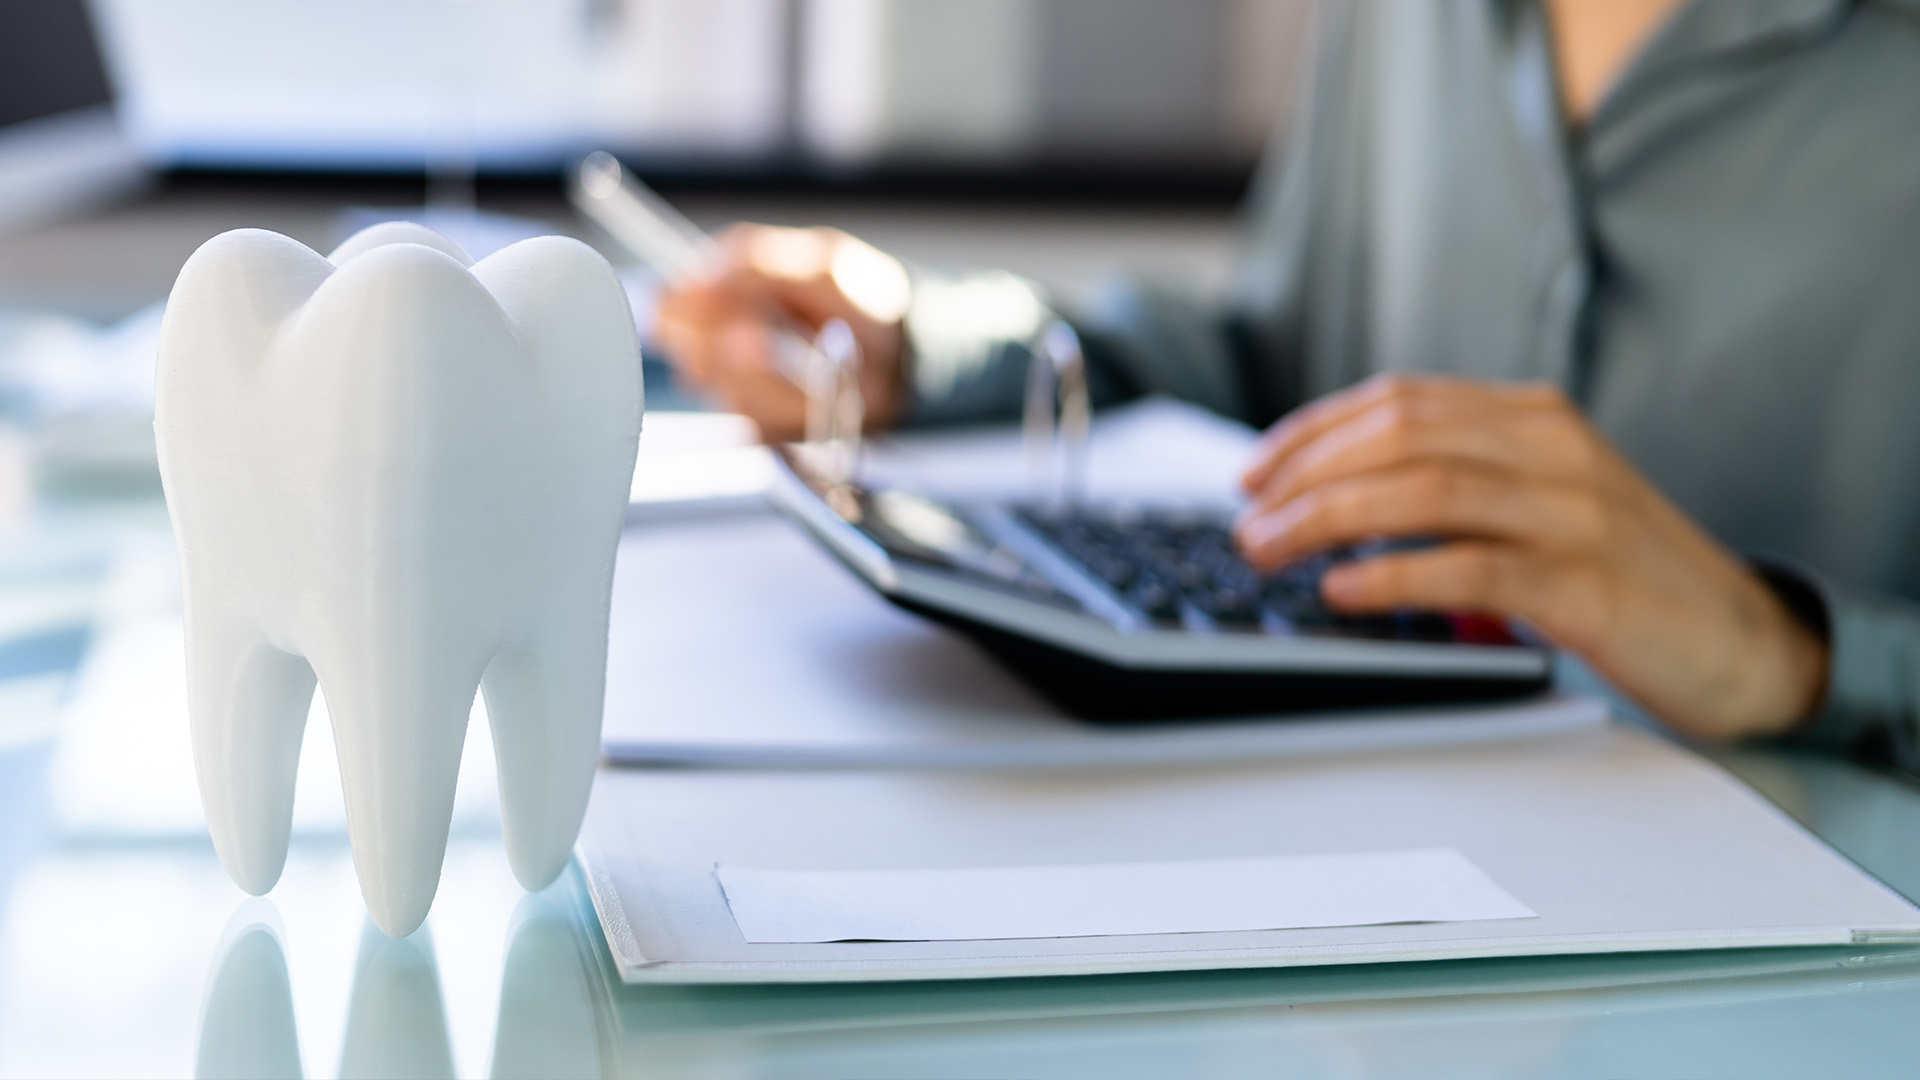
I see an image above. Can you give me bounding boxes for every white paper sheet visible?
[716,849,1537,944]
[856,396,1261,503]
[622,396,1261,518]
[627,411,773,521]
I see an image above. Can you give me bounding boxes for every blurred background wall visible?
[60,0,1309,187]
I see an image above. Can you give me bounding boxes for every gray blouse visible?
[897,0,1920,768]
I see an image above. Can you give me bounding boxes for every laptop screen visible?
[0,0,111,132]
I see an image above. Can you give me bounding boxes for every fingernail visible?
[1322,567,1361,605]
[1235,516,1276,554]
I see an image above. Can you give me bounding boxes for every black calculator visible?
[771,446,1551,720]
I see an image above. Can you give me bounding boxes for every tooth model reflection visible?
[491,889,610,1079]
[196,902,304,1080]
[197,892,611,1080]
[157,223,643,936]
[340,923,456,1080]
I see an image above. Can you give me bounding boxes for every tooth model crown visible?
[157,223,643,937]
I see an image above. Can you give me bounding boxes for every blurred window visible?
[83,0,1307,180]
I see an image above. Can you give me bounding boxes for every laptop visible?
[771,444,1552,720]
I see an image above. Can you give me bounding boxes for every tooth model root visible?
[188,609,319,896]
[482,628,610,891]
[319,648,478,938]
[158,223,642,939]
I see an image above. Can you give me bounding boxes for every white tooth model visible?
[156,223,642,937]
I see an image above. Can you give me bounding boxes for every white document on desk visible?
[717,849,1537,944]
[576,723,1920,983]
[856,395,1263,503]
[624,396,1267,519]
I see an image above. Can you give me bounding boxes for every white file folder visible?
[576,722,1920,984]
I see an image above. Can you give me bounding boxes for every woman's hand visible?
[654,224,911,441]
[1235,375,1829,739]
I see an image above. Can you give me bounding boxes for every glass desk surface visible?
[5,507,1920,1080]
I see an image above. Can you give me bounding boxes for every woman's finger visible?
[715,373,808,441]
[709,323,809,438]
[1243,394,1599,518]
[1240,376,1417,494]
[1319,541,1607,648]
[706,226,899,331]
[655,275,769,380]
[1236,464,1607,569]
[1239,375,1570,494]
